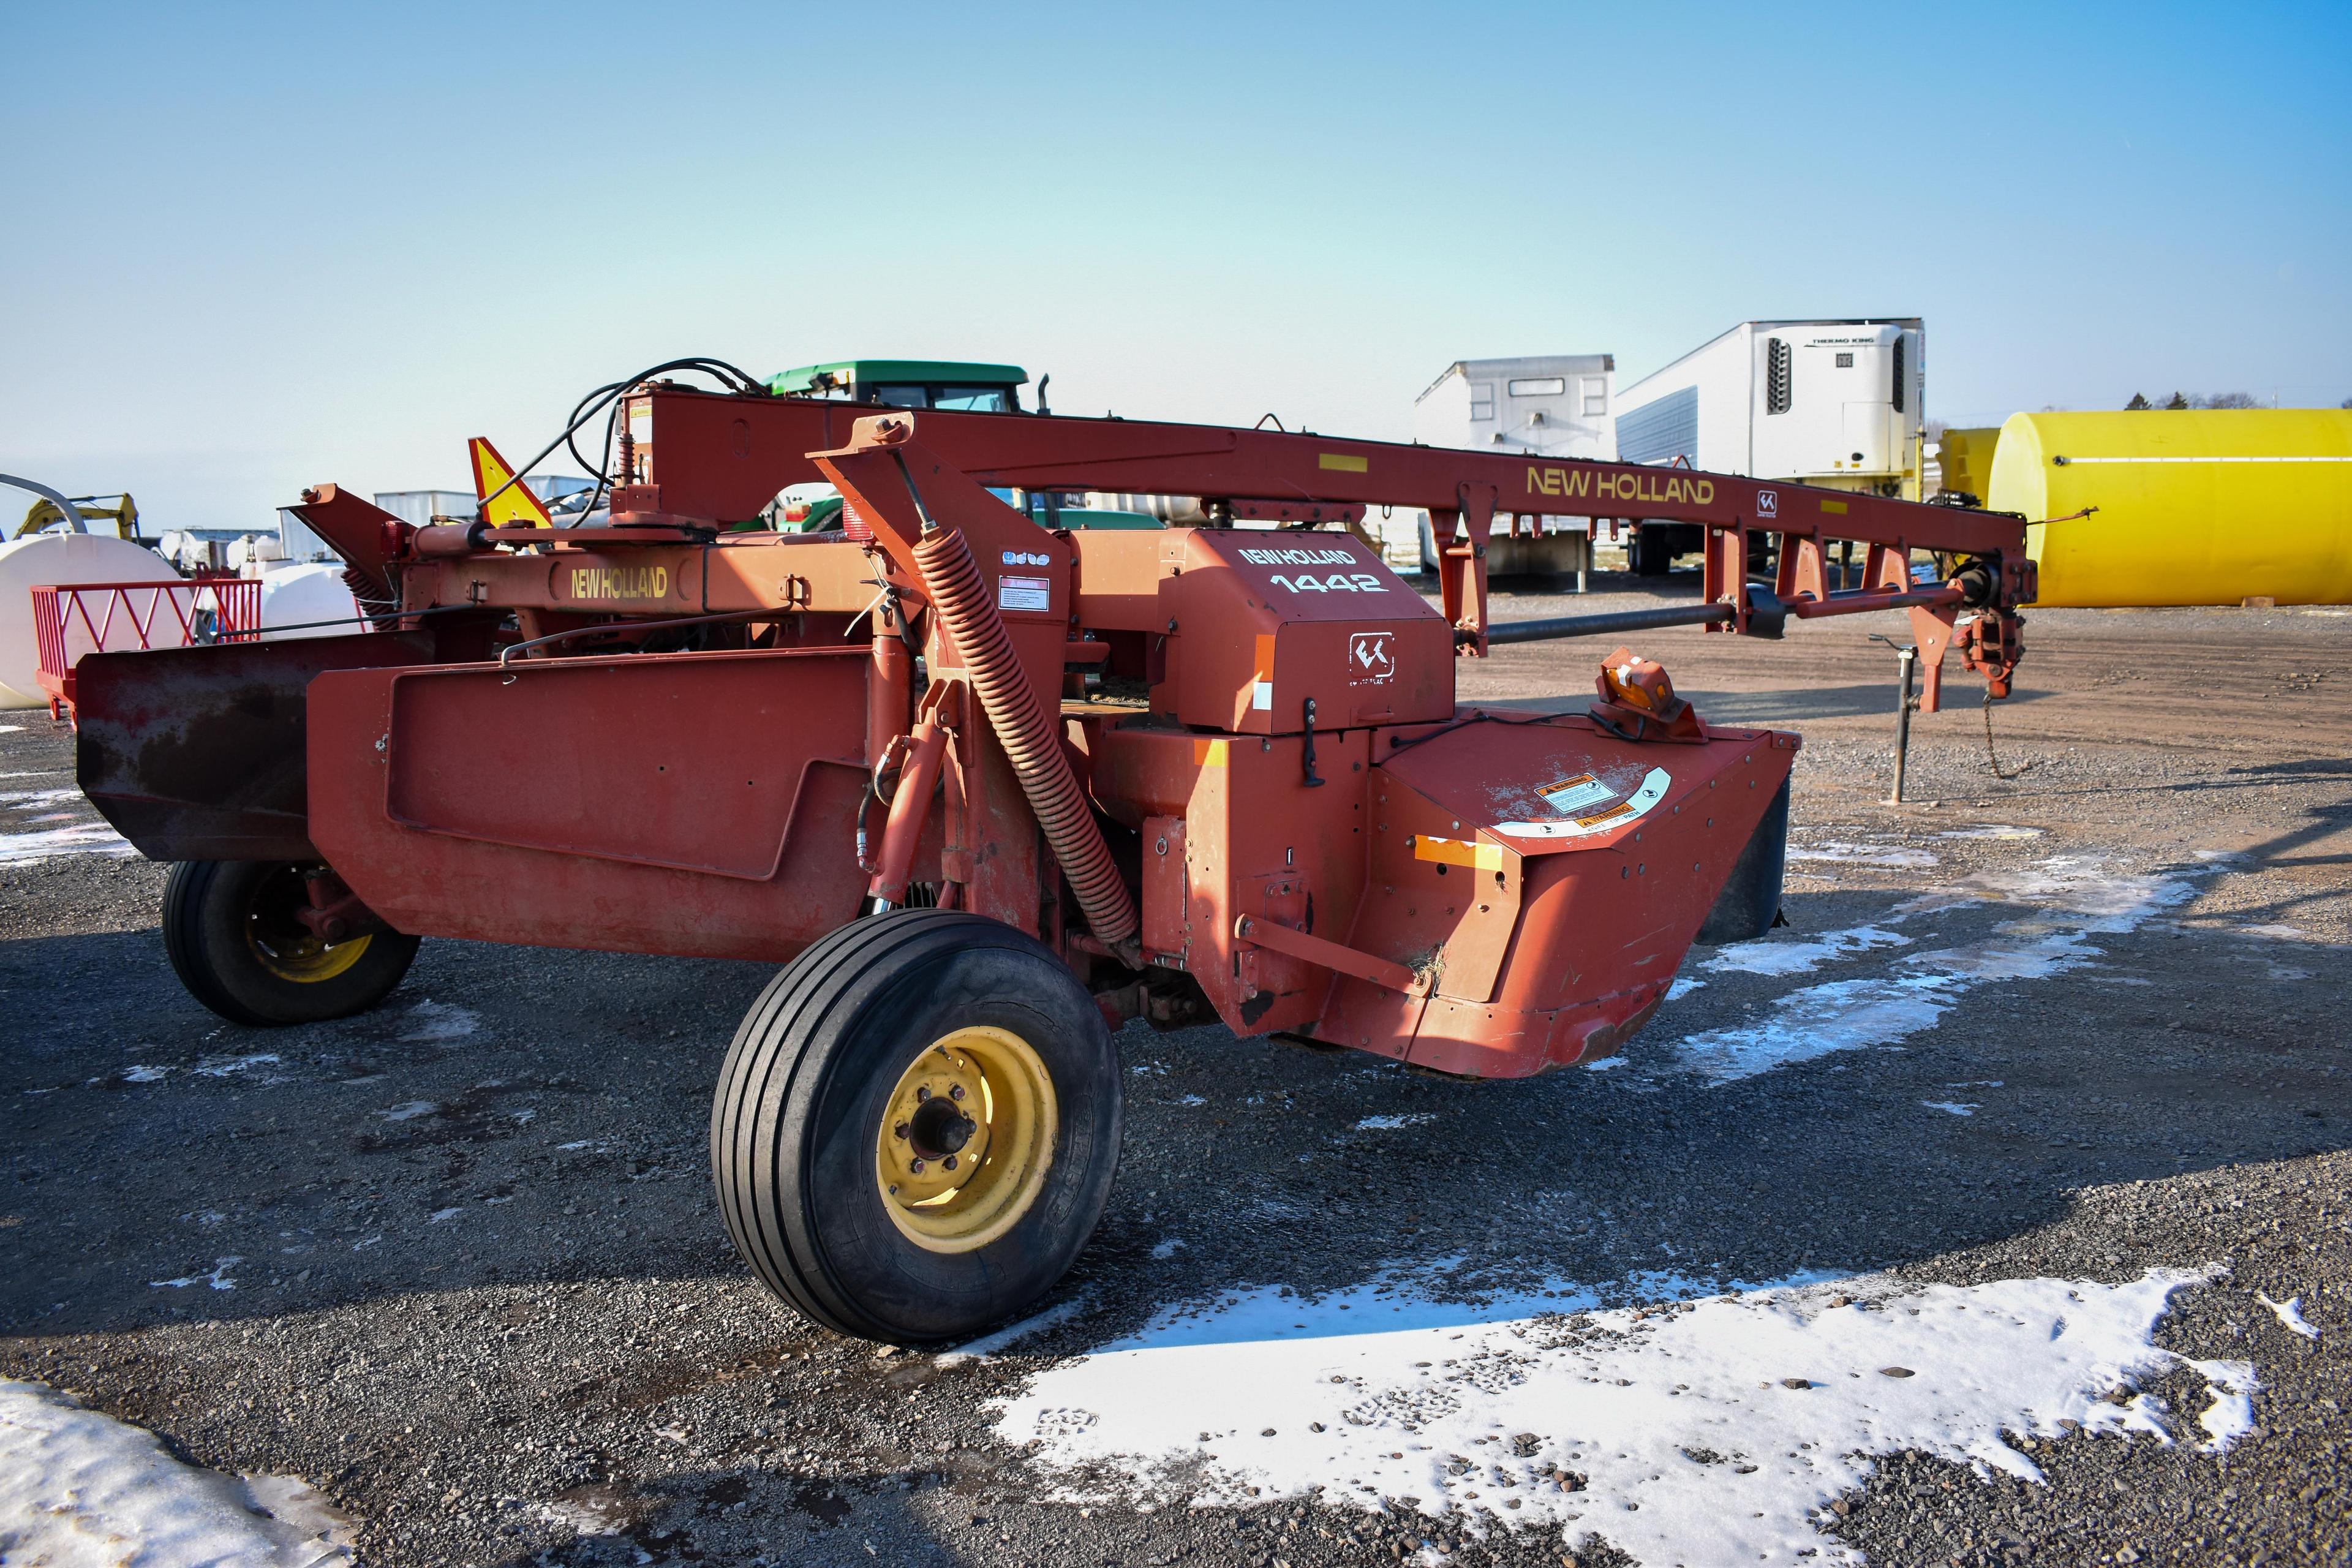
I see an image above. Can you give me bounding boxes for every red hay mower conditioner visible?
[70,366,2032,1343]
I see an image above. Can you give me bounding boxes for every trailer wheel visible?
[162,861,421,1027]
[712,908,1121,1345]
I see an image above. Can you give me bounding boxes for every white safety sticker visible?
[1537,772,1617,815]
[1495,767,1672,840]
[1251,680,1274,711]
[997,575,1051,612]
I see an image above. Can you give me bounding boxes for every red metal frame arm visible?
[629,389,2029,565]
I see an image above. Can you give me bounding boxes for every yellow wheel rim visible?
[244,867,373,984]
[874,1025,1058,1255]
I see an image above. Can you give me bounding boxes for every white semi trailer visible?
[1404,353,1615,586]
[1612,319,1924,575]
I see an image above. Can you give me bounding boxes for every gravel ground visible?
[3,585,2347,1567]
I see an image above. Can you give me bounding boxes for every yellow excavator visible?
[4,475,141,539]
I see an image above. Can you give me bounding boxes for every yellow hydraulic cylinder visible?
[1988,409,2352,607]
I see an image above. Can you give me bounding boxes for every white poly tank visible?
[0,533,186,709]
[257,562,363,642]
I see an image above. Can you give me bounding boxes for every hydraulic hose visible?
[911,526,1140,955]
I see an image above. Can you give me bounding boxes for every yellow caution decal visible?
[1414,833,1504,871]
[468,437,554,527]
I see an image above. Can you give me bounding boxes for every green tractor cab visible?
[769,360,1031,414]
[769,360,1158,532]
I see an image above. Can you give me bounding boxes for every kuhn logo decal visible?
[1348,631,1396,685]
[1756,489,1779,518]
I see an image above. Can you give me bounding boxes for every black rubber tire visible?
[1694,775,1792,946]
[711,908,1122,1345]
[161,861,421,1027]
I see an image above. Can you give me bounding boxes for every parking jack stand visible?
[1888,643,1919,804]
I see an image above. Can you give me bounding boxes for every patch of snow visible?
[555,1140,594,1152]
[996,1264,2252,1566]
[1173,1093,1207,1107]
[935,1292,1098,1366]
[192,1054,281,1079]
[1152,1238,1188,1261]
[535,1492,630,1537]
[2255,1292,2319,1341]
[1937,826,2045,840]
[1355,1114,1436,1131]
[1664,977,1705,1001]
[1671,975,1953,1085]
[0,820,139,865]
[2237,923,2308,940]
[1786,841,1938,869]
[1951,856,2196,933]
[379,1101,437,1121]
[0,1379,355,1565]
[399,1001,480,1042]
[427,1207,462,1223]
[2,788,86,807]
[2185,1360,2259,1448]
[1660,857,2195,1086]
[1920,1102,1979,1117]
[148,1257,241,1292]
[121,1065,170,1083]
[1703,924,1910,978]
[1583,1057,1626,1071]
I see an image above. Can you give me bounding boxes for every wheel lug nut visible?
[943,1155,958,1170]
[910,1158,925,1174]
[949,1085,965,1101]
[915,1086,931,1101]
[894,1121,910,1139]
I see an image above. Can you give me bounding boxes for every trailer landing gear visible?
[711,908,1123,1345]
[161,861,421,1027]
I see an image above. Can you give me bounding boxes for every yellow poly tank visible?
[1936,426,2000,503]
[1988,409,2352,607]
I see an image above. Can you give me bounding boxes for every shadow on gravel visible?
[6,859,2347,1369]
[466,1464,970,1568]
[1471,682,2053,726]
[2,929,771,1338]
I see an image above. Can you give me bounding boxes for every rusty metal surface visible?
[72,632,435,862]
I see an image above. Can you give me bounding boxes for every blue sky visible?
[6,1,2346,527]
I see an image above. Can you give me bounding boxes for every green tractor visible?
[767,360,1159,532]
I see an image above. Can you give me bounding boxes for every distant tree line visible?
[2121,391,2352,409]
[2123,391,2271,410]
